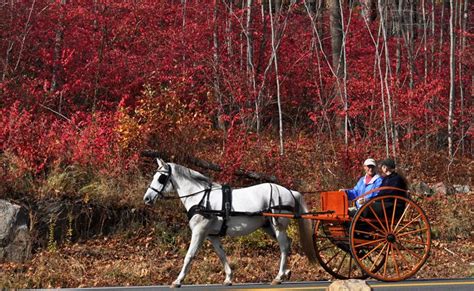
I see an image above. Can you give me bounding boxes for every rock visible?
[327,279,372,291]
[453,184,470,194]
[410,182,434,196]
[0,200,32,263]
[432,182,455,195]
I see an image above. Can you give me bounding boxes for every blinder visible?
[148,165,174,200]
[158,174,168,184]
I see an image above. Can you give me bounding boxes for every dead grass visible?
[1,231,471,288]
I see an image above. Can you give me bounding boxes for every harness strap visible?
[268,205,295,212]
[186,184,295,236]
[198,188,211,208]
[217,184,232,236]
[187,185,233,237]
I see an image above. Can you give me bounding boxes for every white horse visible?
[143,159,316,287]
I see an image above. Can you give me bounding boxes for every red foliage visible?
[0,1,472,181]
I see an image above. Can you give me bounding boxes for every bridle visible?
[147,163,219,202]
[148,164,175,201]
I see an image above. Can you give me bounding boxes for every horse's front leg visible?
[209,236,233,286]
[271,222,292,285]
[171,216,214,288]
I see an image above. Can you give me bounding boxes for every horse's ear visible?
[156,158,165,167]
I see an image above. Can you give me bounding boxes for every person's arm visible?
[346,177,363,201]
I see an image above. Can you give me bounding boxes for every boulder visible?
[327,279,372,291]
[410,182,434,196]
[432,182,455,195]
[0,200,32,263]
[453,184,470,194]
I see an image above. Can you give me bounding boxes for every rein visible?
[160,187,222,200]
[299,187,408,197]
[148,162,223,203]
[352,186,408,201]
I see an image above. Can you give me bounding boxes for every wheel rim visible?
[313,220,368,279]
[349,195,431,281]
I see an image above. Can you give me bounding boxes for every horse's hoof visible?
[170,282,181,288]
[271,279,282,285]
[223,281,233,286]
[284,270,292,280]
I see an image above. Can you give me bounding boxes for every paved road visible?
[61,278,474,291]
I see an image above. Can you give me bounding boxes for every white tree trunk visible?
[269,0,284,155]
[448,0,455,158]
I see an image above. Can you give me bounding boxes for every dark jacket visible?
[379,172,408,197]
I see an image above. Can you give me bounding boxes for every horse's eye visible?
[158,174,168,184]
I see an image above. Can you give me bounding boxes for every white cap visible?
[363,158,376,166]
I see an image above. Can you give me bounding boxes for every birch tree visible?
[448,0,455,158]
[329,0,349,144]
[268,0,284,155]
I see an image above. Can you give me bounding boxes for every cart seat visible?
[320,191,348,217]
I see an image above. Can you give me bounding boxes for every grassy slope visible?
[0,192,472,288]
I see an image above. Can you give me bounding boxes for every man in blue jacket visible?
[344,158,382,211]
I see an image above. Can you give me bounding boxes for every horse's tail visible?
[296,193,317,264]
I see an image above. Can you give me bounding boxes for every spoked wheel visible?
[349,195,431,281]
[313,220,368,279]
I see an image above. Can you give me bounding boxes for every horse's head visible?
[143,158,174,205]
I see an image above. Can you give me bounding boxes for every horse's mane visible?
[172,163,217,187]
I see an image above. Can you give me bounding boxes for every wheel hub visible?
[386,233,396,243]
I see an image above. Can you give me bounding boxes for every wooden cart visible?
[264,187,431,282]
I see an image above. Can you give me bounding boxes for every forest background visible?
[0,0,472,288]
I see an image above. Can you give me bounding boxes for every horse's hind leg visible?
[209,236,233,286]
[271,222,292,285]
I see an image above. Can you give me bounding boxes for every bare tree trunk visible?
[329,0,349,144]
[421,0,428,83]
[458,0,467,155]
[2,0,14,82]
[274,0,281,13]
[181,0,187,62]
[421,0,429,150]
[447,0,455,158]
[246,0,254,79]
[269,0,284,155]
[213,0,225,134]
[395,0,403,77]
[92,1,106,112]
[225,1,234,56]
[407,0,415,91]
[361,0,376,22]
[13,0,35,77]
[376,23,391,157]
[2,41,13,82]
[304,0,335,143]
[245,0,258,132]
[362,2,392,156]
[51,0,67,93]
[329,0,344,78]
[438,1,445,72]
[341,2,350,146]
[378,0,396,157]
[430,0,435,72]
[402,0,415,150]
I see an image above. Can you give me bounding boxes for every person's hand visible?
[339,189,346,192]
[357,197,367,205]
